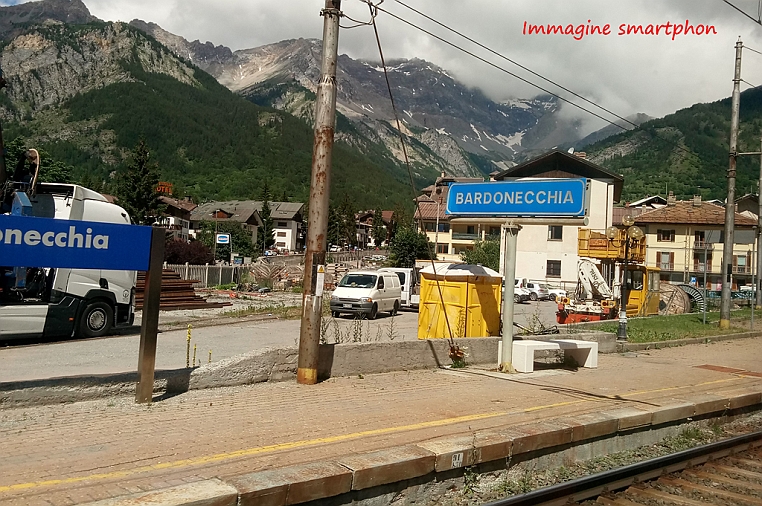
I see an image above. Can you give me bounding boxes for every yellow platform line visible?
[0,376,754,493]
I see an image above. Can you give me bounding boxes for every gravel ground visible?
[135,290,304,327]
[440,411,762,505]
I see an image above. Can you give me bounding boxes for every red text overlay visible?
[523,20,717,41]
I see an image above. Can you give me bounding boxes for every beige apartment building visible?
[634,195,757,290]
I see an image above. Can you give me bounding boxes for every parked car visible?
[525,281,550,301]
[547,286,567,301]
[329,245,341,252]
[503,280,530,303]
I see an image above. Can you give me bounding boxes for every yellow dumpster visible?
[417,263,502,339]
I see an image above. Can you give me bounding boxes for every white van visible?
[330,270,402,319]
[378,267,419,310]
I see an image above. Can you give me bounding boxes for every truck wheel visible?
[530,292,538,301]
[514,294,521,304]
[80,301,113,338]
[368,303,378,320]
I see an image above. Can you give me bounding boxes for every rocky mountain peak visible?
[0,0,97,41]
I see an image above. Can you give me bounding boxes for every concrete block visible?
[339,445,435,490]
[510,422,574,455]
[473,429,513,463]
[78,479,238,506]
[650,401,695,426]
[687,394,730,416]
[558,412,619,442]
[417,435,478,472]
[728,391,762,410]
[229,461,352,506]
[602,407,652,431]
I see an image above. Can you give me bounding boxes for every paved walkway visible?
[0,337,761,505]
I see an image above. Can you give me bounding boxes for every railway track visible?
[485,429,762,506]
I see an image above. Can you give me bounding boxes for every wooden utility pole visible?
[721,38,743,329]
[297,0,342,385]
[757,136,762,309]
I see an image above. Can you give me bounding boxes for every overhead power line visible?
[721,0,762,25]
[356,0,725,182]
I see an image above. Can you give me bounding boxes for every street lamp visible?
[606,215,645,341]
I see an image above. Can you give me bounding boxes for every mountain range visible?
[0,0,750,208]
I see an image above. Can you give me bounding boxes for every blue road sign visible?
[0,215,153,270]
[216,233,231,244]
[445,178,588,217]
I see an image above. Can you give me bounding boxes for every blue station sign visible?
[445,178,588,217]
[0,215,153,270]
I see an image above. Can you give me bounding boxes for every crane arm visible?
[577,259,613,299]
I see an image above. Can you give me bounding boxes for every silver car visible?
[525,282,550,301]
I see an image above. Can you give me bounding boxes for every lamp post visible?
[606,215,645,342]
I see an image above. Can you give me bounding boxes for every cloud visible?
[59,0,762,131]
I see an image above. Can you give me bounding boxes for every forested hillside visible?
[586,87,762,201]
[0,20,424,209]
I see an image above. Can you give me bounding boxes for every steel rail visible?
[484,429,762,506]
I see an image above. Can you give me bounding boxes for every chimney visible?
[667,191,676,206]
[693,195,701,207]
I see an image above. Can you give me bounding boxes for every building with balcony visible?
[156,196,197,242]
[414,150,623,287]
[634,194,757,289]
[190,200,305,253]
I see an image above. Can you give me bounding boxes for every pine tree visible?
[371,207,386,247]
[115,139,163,225]
[256,182,275,254]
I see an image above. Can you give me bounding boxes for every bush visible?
[164,239,214,264]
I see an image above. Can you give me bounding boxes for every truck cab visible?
[1,183,137,339]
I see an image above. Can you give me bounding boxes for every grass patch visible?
[220,303,301,320]
[597,311,745,343]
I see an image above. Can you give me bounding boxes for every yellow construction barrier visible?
[417,263,502,339]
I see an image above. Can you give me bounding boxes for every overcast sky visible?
[5,0,762,134]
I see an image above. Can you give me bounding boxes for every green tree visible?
[256,183,275,254]
[114,139,163,225]
[197,221,254,262]
[388,227,434,267]
[371,207,386,247]
[460,236,500,271]
[5,137,73,184]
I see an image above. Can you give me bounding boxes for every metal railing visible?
[659,262,675,271]
[693,263,713,273]
[452,232,480,240]
[732,265,750,274]
[693,241,714,250]
[165,263,241,288]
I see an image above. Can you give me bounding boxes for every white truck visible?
[379,267,419,310]
[0,180,137,339]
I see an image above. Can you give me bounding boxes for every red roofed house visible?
[634,193,757,290]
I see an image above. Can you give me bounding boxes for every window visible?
[277,232,287,237]
[657,229,675,242]
[424,222,435,232]
[377,276,385,289]
[437,244,449,254]
[734,254,749,273]
[276,242,286,247]
[548,226,563,241]
[438,223,450,233]
[627,270,644,290]
[547,260,561,277]
[658,251,674,270]
[466,225,476,235]
[277,221,288,227]
[488,226,501,237]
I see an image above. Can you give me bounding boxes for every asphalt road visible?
[0,299,560,384]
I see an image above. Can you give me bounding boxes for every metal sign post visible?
[446,178,590,372]
[0,214,161,403]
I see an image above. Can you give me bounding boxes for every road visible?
[0,299,560,383]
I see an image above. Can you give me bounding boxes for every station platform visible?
[1,336,761,505]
